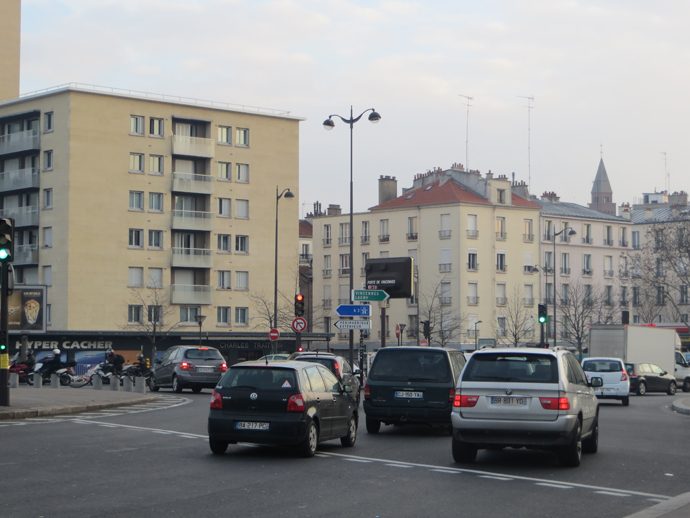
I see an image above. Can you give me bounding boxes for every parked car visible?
[207,360,359,457]
[258,354,290,361]
[625,362,677,395]
[150,346,227,393]
[451,347,603,467]
[363,346,466,433]
[287,352,361,402]
[581,357,630,406]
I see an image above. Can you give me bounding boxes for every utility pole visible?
[518,95,535,190]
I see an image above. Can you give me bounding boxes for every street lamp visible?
[474,320,482,351]
[323,106,381,368]
[195,314,206,345]
[552,226,576,347]
[273,186,295,350]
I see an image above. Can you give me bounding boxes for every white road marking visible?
[385,463,413,468]
[480,475,513,481]
[595,491,630,498]
[536,483,573,489]
[431,469,459,474]
[344,458,371,463]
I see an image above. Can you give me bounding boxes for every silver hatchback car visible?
[451,347,603,467]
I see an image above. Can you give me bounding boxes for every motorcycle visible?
[31,361,78,386]
[121,363,154,390]
[9,356,35,384]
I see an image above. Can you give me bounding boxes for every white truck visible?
[588,324,690,392]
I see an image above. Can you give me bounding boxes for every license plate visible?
[490,396,528,406]
[197,367,214,373]
[394,390,423,399]
[236,421,269,431]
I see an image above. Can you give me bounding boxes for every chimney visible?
[540,191,560,203]
[378,175,398,204]
[327,204,342,216]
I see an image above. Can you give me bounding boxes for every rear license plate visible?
[490,396,528,406]
[394,391,423,399]
[197,367,214,373]
[236,421,269,431]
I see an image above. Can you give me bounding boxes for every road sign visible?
[268,328,280,341]
[291,316,307,333]
[334,319,371,330]
[351,289,389,302]
[336,304,372,317]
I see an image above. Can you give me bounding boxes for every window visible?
[323,255,332,277]
[632,230,640,249]
[148,268,163,288]
[149,155,164,175]
[217,270,231,289]
[236,163,249,183]
[129,153,144,173]
[467,214,478,238]
[544,220,553,240]
[339,254,350,276]
[439,248,452,273]
[218,125,232,144]
[235,199,249,219]
[620,286,628,305]
[407,216,418,239]
[129,229,144,248]
[235,235,249,253]
[523,219,533,241]
[583,254,592,274]
[681,285,689,305]
[217,161,231,180]
[468,282,478,304]
[497,189,506,204]
[217,306,230,325]
[128,305,143,324]
[584,284,593,306]
[44,112,53,132]
[561,252,570,274]
[633,287,640,307]
[496,252,507,272]
[180,306,201,323]
[128,267,144,287]
[524,284,534,305]
[43,265,52,286]
[440,281,451,305]
[235,307,248,325]
[43,150,53,170]
[149,192,164,212]
[148,230,163,249]
[605,285,613,305]
[130,115,145,135]
[149,117,164,137]
[46,304,51,325]
[497,316,507,336]
[236,128,249,146]
[129,190,144,211]
[439,214,451,238]
[468,251,478,270]
[495,217,506,239]
[43,188,53,209]
[496,283,507,305]
[218,198,231,217]
[379,219,390,242]
[148,305,162,324]
[235,271,249,290]
[561,283,570,304]
[361,221,370,243]
[657,286,665,305]
[42,227,53,248]
[339,222,350,245]
[217,234,231,252]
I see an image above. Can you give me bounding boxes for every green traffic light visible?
[0,343,7,352]
[0,248,9,260]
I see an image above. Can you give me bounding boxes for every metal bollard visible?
[110,375,120,391]
[93,375,102,390]
[134,376,146,394]
[123,376,134,392]
[9,372,19,388]
[33,373,42,388]
[50,373,60,388]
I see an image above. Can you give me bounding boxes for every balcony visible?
[172,135,214,158]
[439,263,452,273]
[338,268,351,277]
[323,238,332,247]
[322,269,332,278]
[523,233,534,242]
[299,253,312,266]
[496,232,507,241]
[467,296,479,305]
[496,265,507,273]
[378,234,390,243]
[543,233,553,241]
[604,269,614,277]
[440,296,452,305]
[523,265,537,274]
[620,270,630,279]
[0,206,39,227]
[406,232,418,241]
[172,209,213,231]
[172,172,213,195]
[603,239,614,246]
[13,244,38,265]
[582,268,592,276]
[171,247,212,268]
[496,297,507,306]
[467,262,478,272]
[466,229,478,239]
[0,130,40,156]
[338,236,350,246]
[0,168,39,192]
[439,230,451,239]
[360,235,370,245]
[171,284,211,305]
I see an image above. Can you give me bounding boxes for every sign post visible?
[268,328,280,342]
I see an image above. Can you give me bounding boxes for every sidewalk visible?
[0,386,159,420]
[671,396,690,416]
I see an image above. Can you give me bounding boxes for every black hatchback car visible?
[208,360,359,457]
[288,352,361,402]
[363,347,466,433]
[625,362,677,395]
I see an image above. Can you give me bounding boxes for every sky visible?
[18,0,690,216]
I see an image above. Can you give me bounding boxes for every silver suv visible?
[451,347,603,467]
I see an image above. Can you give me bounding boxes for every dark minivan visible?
[363,347,466,433]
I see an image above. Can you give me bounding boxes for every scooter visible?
[9,357,34,384]
[32,361,77,386]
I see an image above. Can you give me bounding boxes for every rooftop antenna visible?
[660,151,669,192]
[459,94,473,170]
[518,96,535,190]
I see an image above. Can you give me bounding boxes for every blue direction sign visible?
[336,304,372,318]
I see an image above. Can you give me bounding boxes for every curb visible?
[624,492,690,518]
[0,395,160,420]
[671,398,690,416]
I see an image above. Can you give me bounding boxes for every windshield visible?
[368,350,451,382]
[582,359,622,373]
[463,353,557,383]
[184,348,223,360]
[221,367,298,390]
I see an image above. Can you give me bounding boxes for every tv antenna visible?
[459,94,473,170]
[518,96,535,189]
[660,151,669,192]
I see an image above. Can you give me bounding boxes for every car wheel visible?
[340,415,357,447]
[582,417,598,454]
[209,437,228,455]
[452,437,477,463]
[365,417,381,434]
[172,375,183,393]
[148,376,159,392]
[683,379,690,393]
[559,420,582,467]
[192,386,203,394]
[637,381,646,396]
[621,396,629,406]
[667,381,677,396]
[298,420,319,457]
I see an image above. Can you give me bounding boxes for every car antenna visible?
[265,356,269,365]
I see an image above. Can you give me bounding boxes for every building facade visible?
[0,0,21,102]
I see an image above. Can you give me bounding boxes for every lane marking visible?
[344,458,371,463]
[385,463,413,469]
[480,475,513,481]
[431,469,459,474]
[536,483,573,489]
[71,419,207,438]
[595,491,630,498]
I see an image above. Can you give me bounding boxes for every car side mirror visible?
[660,371,667,376]
[589,376,603,388]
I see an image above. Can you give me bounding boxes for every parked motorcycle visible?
[9,357,34,384]
[31,361,78,386]
[121,362,154,390]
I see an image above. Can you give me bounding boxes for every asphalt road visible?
[2,391,688,518]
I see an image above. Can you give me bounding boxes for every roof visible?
[299,219,313,238]
[591,158,612,195]
[631,207,690,224]
[537,199,627,222]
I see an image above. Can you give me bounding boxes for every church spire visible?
[589,158,615,215]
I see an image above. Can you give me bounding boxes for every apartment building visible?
[0,84,301,359]
[0,0,21,102]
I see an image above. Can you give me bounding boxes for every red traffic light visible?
[295,293,304,302]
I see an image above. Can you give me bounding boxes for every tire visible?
[683,379,690,393]
[340,415,358,447]
[452,437,477,463]
[621,396,629,406]
[559,420,582,467]
[637,382,646,396]
[172,375,183,393]
[148,376,159,392]
[192,386,203,394]
[59,373,71,386]
[298,420,319,457]
[209,437,228,455]
[582,418,598,454]
[365,417,381,434]
[667,381,677,396]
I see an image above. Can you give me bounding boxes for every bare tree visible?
[498,287,536,346]
[558,280,610,356]
[418,281,465,347]
[127,285,180,355]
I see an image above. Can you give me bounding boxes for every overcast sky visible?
[19,0,690,216]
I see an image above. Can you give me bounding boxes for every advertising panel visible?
[6,285,46,333]
[365,257,414,299]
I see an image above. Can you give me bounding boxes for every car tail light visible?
[364,384,371,400]
[333,361,341,378]
[210,390,223,410]
[219,362,228,373]
[198,347,209,351]
[179,361,193,370]
[287,393,306,412]
[452,391,479,408]
[620,370,628,382]
[539,396,570,410]
[448,388,456,403]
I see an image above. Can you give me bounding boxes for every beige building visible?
[0,85,301,348]
[0,0,21,102]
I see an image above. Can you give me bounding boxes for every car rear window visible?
[221,367,298,390]
[299,357,336,372]
[463,353,557,383]
[184,348,223,360]
[582,360,622,372]
[625,363,635,375]
[368,350,451,382]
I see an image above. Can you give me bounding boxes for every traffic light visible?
[0,218,14,263]
[0,343,6,353]
[538,304,549,324]
[294,293,305,317]
[422,320,431,339]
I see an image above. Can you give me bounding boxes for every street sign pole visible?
[0,262,9,406]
